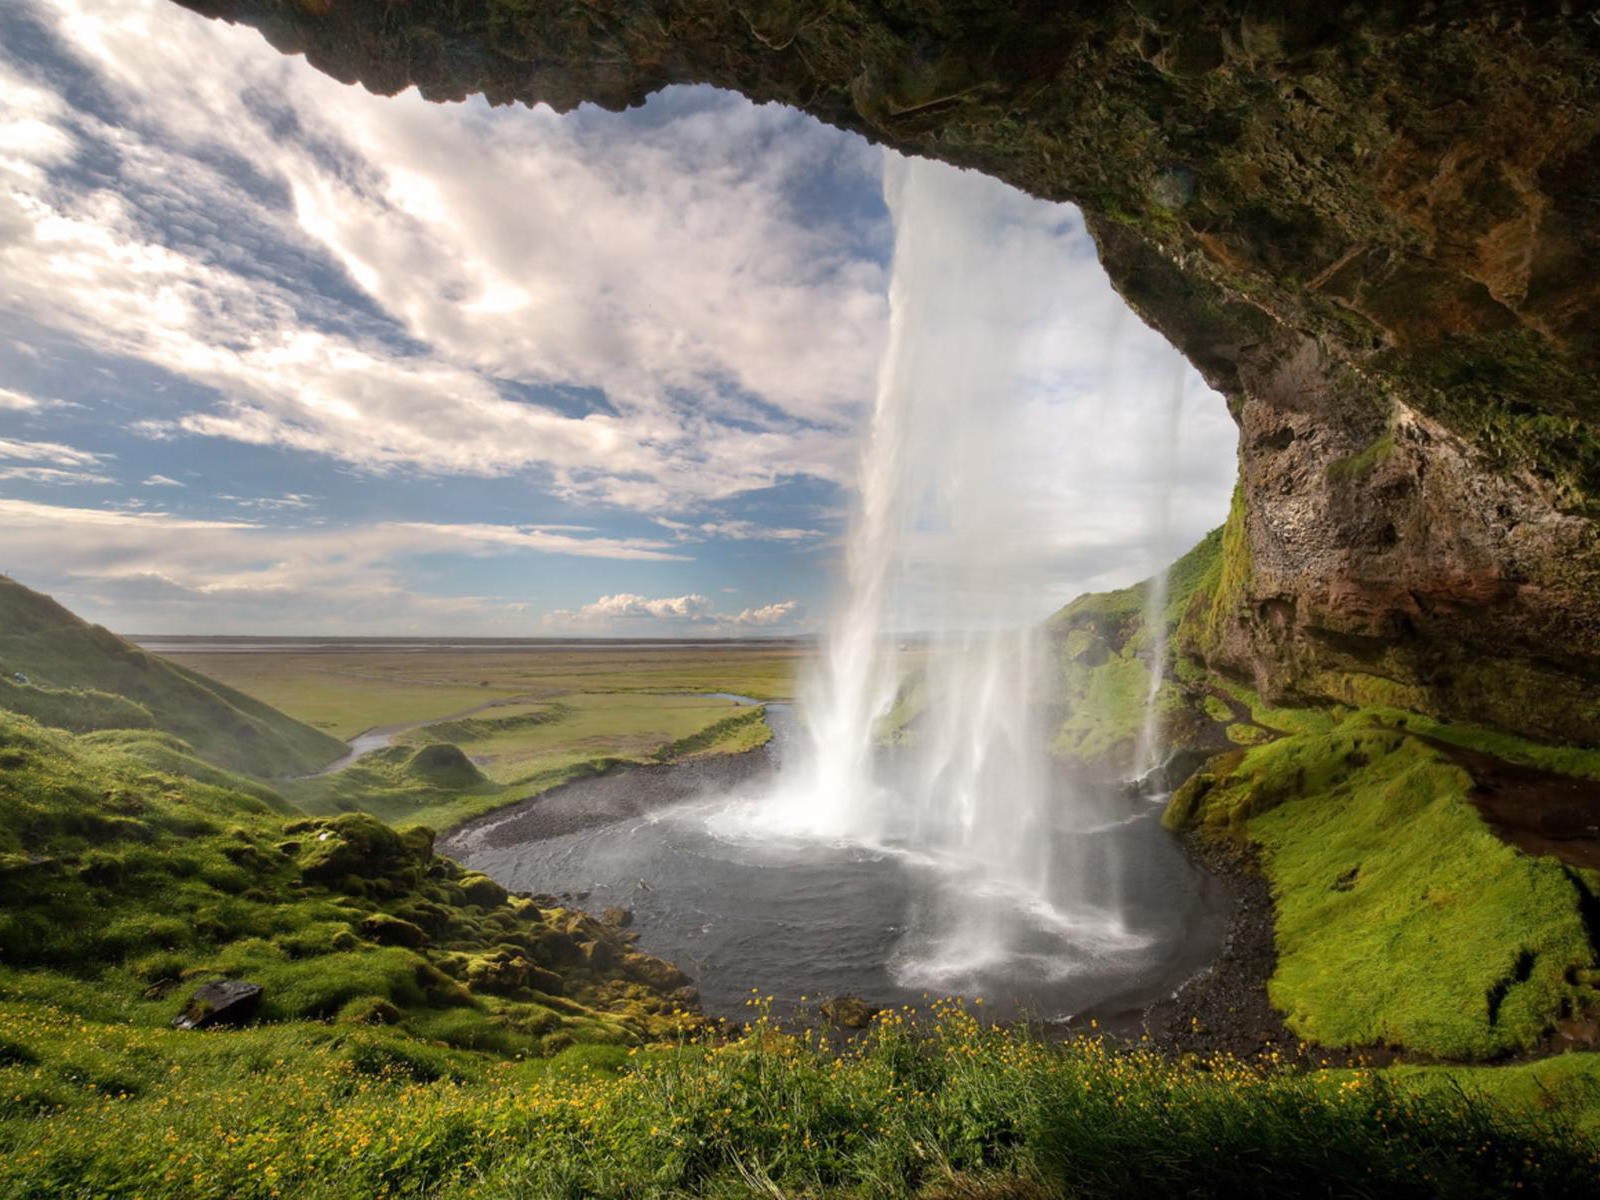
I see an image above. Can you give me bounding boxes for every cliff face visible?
[173,1,1600,741]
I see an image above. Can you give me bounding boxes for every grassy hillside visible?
[0,710,695,1052]
[1047,525,1237,770]
[0,576,342,777]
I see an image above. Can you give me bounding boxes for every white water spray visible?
[759,156,1142,987]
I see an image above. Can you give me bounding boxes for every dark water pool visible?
[441,706,1227,1023]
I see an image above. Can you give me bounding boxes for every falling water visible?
[759,155,1139,988]
[1130,355,1189,785]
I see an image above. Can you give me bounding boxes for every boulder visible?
[820,995,878,1030]
[358,912,429,948]
[622,951,691,993]
[172,980,263,1030]
[601,905,633,928]
[458,872,509,908]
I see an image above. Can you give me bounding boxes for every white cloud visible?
[141,474,184,487]
[734,600,803,626]
[0,387,43,411]
[0,498,694,633]
[655,517,826,543]
[1,0,885,512]
[217,492,315,511]
[0,436,104,467]
[544,591,807,635]
[0,465,112,485]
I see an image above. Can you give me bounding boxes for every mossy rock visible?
[286,813,427,887]
[357,913,429,949]
[404,742,486,787]
[457,872,509,909]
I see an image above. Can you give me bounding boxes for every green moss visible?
[1170,711,1597,1057]
[1325,431,1397,483]
[1182,483,1252,662]
[1225,722,1272,745]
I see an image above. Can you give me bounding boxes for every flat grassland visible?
[148,640,804,829]
[152,641,802,737]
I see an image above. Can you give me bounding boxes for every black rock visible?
[172,980,263,1030]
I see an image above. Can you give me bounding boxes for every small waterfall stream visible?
[1130,354,1190,786]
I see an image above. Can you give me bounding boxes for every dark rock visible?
[600,905,633,928]
[172,980,263,1031]
[820,995,878,1030]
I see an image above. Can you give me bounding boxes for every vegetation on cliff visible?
[1052,526,1600,1060]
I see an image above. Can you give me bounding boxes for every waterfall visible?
[758,154,1137,988]
[1130,354,1188,786]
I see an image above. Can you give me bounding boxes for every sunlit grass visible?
[2,997,1595,1200]
[157,644,803,738]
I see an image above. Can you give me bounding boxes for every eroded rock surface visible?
[171,1,1600,740]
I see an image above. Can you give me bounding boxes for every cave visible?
[172,0,1600,744]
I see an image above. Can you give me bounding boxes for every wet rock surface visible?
[439,742,775,855]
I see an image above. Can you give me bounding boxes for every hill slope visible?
[0,576,342,777]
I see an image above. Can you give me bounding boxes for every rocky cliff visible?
[172,0,1600,742]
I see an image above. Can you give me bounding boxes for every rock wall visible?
[173,0,1600,742]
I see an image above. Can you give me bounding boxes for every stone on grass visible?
[173,980,263,1030]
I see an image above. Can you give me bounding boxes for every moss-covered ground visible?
[1052,525,1600,1068]
[1165,709,1600,1059]
[0,711,694,1058]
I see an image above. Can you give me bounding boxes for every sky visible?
[0,0,1239,637]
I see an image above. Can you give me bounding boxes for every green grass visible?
[1046,525,1232,769]
[283,693,774,832]
[0,710,695,1056]
[0,576,343,776]
[157,643,803,738]
[1167,711,1599,1058]
[1,998,1595,1199]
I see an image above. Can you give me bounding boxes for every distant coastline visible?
[132,635,817,653]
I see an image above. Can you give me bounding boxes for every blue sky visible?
[0,0,1238,636]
